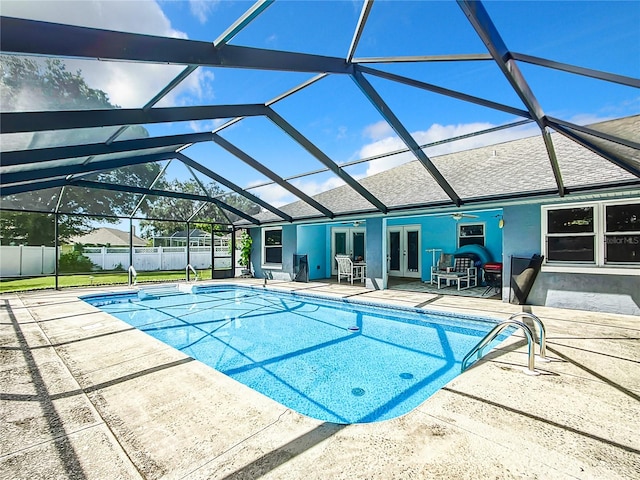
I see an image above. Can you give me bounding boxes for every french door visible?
[331,228,365,275]
[387,225,421,278]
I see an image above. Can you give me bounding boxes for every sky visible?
[2,0,639,209]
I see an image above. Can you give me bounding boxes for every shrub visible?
[239,231,252,269]
[58,244,97,273]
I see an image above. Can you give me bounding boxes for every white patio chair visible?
[431,252,453,285]
[335,255,355,284]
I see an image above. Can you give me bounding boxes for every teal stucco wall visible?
[297,224,327,281]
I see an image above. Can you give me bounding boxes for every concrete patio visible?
[1,279,638,479]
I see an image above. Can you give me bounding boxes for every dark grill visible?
[483,262,503,296]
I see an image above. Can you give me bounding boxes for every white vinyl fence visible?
[0,245,57,277]
[82,246,233,271]
[0,245,239,277]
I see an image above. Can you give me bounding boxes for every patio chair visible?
[431,253,454,284]
[335,254,355,285]
[450,256,478,290]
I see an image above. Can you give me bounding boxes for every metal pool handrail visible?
[461,319,536,374]
[128,265,137,286]
[186,264,198,282]
[508,312,547,360]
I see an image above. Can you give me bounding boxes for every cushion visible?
[453,257,472,272]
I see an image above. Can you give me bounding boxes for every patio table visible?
[353,262,366,283]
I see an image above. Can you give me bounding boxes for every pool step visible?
[137,284,182,300]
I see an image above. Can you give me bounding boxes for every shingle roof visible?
[254,115,639,223]
[169,229,211,239]
[68,227,147,246]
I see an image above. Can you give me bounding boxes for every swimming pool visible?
[82,284,510,424]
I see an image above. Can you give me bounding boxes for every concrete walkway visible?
[1,279,638,479]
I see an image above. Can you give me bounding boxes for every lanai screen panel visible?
[0,188,62,213]
[0,0,638,227]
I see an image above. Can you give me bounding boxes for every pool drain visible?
[351,387,365,396]
[347,325,360,332]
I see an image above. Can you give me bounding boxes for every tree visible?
[1,57,113,113]
[0,56,161,245]
[139,179,261,238]
[0,212,89,246]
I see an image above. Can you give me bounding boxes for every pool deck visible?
[1,279,638,479]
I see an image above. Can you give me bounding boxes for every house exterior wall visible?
[388,210,503,282]
[504,203,640,316]
[365,217,385,289]
[527,272,640,315]
[250,225,297,281]
[324,226,333,279]
[297,224,326,281]
[502,203,541,303]
[250,198,639,315]
[280,224,297,281]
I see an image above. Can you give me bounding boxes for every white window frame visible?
[262,227,283,269]
[457,222,485,248]
[541,199,640,275]
[543,203,597,265]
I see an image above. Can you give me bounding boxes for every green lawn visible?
[0,269,216,293]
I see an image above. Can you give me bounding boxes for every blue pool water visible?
[82,285,509,424]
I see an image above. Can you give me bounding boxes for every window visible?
[263,228,282,266]
[605,203,640,264]
[546,207,595,262]
[458,223,484,247]
[542,200,640,267]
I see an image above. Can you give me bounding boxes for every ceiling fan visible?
[450,212,478,221]
[339,220,364,227]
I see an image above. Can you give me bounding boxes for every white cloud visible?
[1,0,186,37]
[188,118,227,133]
[358,136,411,176]
[358,121,541,177]
[2,0,209,109]
[246,175,347,208]
[189,0,220,24]
[291,176,346,197]
[249,183,296,208]
[363,120,393,140]
[158,69,216,117]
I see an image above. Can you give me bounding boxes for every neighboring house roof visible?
[250,115,639,223]
[68,227,147,247]
[169,229,211,239]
